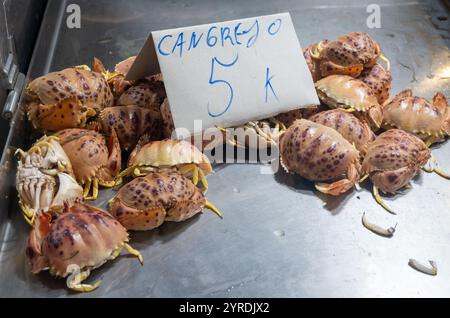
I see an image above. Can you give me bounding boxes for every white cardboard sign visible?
[127,12,319,134]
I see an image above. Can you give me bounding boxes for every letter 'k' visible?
[265,67,279,102]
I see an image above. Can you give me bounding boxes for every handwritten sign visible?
[127,13,319,134]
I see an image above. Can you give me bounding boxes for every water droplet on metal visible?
[273,230,285,237]
[233,188,240,193]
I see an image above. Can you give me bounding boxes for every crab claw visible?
[315,163,359,196]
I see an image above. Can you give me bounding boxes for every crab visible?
[99,105,164,151]
[362,129,431,213]
[26,67,114,131]
[53,128,121,200]
[309,109,375,156]
[279,119,361,196]
[15,135,83,225]
[382,90,449,146]
[315,75,384,130]
[120,139,212,191]
[26,202,143,292]
[117,79,166,111]
[311,32,390,78]
[109,170,221,231]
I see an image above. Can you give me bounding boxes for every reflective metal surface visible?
[0,0,449,297]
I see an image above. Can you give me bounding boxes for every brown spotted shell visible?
[117,79,166,111]
[54,129,120,184]
[309,109,375,155]
[160,98,175,138]
[99,105,163,151]
[315,75,383,129]
[382,90,450,142]
[318,32,381,77]
[27,203,129,277]
[279,119,360,181]
[109,170,205,231]
[358,63,392,104]
[128,139,212,176]
[362,129,430,193]
[26,68,113,112]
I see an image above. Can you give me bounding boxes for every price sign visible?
[127,12,319,134]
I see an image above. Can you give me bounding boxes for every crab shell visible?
[99,105,164,151]
[309,109,375,155]
[26,203,129,277]
[280,119,361,195]
[26,68,114,131]
[128,139,212,176]
[117,79,166,112]
[54,129,121,185]
[362,129,430,193]
[109,56,136,97]
[16,136,82,218]
[315,75,383,129]
[160,98,175,138]
[110,170,206,230]
[358,63,392,105]
[382,90,449,145]
[318,32,381,78]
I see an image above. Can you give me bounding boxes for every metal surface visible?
[0,0,449,297]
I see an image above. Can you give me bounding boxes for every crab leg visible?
[423,155,450,179]
[198,169,208,193]
[66,268,101,293]
[85,178,99,201]
[216,126,247,148]
[379,53,391,71]
[123,243,144,265]
[372,185,396,215]
[83,180,92,198]
[204,199,223,219]
[19,201,35,226]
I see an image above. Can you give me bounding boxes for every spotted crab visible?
[311,32,390,78]
[362,129,430,213]
[383,90,449,146]
[279,119,361,195]
[26,67,114,131]
[15,136,83,225]
[120,139,212,191]
[26,202,143,292]
[99,105,163,151]
[309,109,375,156]
[109,170,221,231]
[315,75,384,130]
[54,128,121,200]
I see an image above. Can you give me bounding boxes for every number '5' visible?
[207,54,239,117]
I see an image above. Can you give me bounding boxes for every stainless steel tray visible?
[0,0,449,297]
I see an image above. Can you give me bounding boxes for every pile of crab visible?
[15,32,449,291]
[17,57,222,292]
